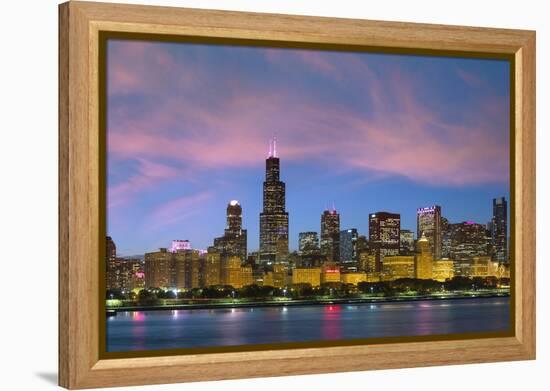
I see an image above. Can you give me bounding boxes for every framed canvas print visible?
[59,1,536,389]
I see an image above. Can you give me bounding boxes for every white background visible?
[0,0,547,389]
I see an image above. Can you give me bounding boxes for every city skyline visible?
[107,40,510,256]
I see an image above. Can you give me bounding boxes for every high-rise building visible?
[222,256,253,288]
[144,248,173,289]
[320,209,340,262]
[399,229,415,255]
[492,197,508,264]
[298,232,320,255]
[106,249,145,292]
[259,138,289,263]
[415,233,433,279]
[204,250,221,287]
[182,250,201,289]
[441,217,452,258]
[449,221,492,276]
[106,236,118,289]
[214,200,247,262]
[417,205,442,259]
[369,212,400,271]
[144,247,203,290]
[339,228,358,264]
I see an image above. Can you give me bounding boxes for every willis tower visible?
[259,138,289,263]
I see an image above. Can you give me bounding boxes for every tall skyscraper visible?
[259,138,289,263]
[492,197,508,264]
[449,221,492,276]
[106,236,118,289]
[399,229,415,255]
[416,205,442,260]
[320,209,340,262]
[415,232,433,279]
[339,228,358,264]
[441,216,452,258]
[214,200,248,261]
[369,212,400,271]
[299,232,319,255]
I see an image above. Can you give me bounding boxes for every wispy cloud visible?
[107,41,509,191]
[147,192,212,229]
[108,158,184,208]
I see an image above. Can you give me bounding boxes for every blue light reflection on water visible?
[106,297,510,352]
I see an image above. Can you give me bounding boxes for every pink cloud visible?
[108,158,184,208]
[107,42,509,193]
[147,192,212,229]
[455,68,485,88]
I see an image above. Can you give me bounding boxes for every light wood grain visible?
[59,1,536,389]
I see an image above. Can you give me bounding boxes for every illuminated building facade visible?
[414,233,433,279]
[417,205,442,259]
[259,138,289,263]
[144,248,173,289]
[292,268,321,287]
[106,236,118,289]
[320,209,340,262]
[182,250,201,289]
[492,197,508,264]
[222,256,254,288]
[441,217,452,258]
[214,200,247,262]
[298,232,319,255]
[340,272,367,285]
[471,256,493,277]
[449,221,492,276]
[432,259,454,282]
[106,255,145,291]
[382,256,415,281]
[339,228,358,264]
[116,259,144,291]
[399,229,415,255]
[359,252,376,274]
[369,212,400,271]
[263,264,287,288]
[321,264,341,284]
[204,250,221,287]
[169,239,191,253]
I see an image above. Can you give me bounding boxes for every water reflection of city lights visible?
[132,311,145,321]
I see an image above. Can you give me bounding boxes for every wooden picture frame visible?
[59,1,536,389]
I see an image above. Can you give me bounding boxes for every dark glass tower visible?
[369,212,401,272]
[492,197,508,264]
[259,138,289,263]
[320,209,340,262]
[213,200,247,261]
[416,205,442,259]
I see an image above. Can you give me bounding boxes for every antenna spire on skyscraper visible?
[273,136,277,158]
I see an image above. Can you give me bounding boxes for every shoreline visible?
[107,291,509,313]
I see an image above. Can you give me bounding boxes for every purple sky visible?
[106,39,510,256]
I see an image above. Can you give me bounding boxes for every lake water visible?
[106,296,510,352]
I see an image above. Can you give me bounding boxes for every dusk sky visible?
[106,39,510,256]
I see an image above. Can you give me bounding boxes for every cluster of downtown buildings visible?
[106,141,510,294]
